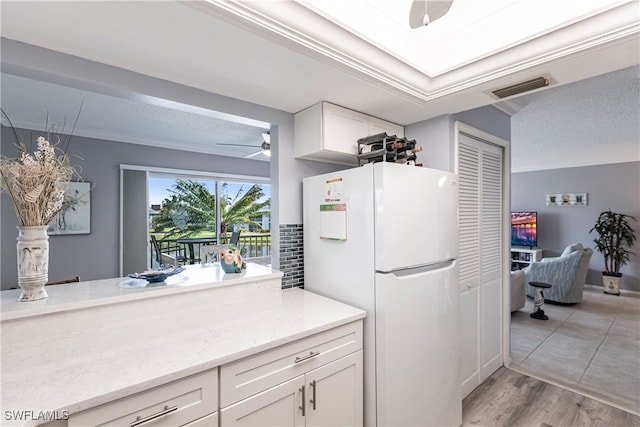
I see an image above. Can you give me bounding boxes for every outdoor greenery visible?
[151,179,270,238]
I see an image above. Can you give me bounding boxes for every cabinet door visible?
[183,412,217,427]
[322,102,369,156]
[305,351,363,427]
[221,376,305,427]
[369,116,404,138]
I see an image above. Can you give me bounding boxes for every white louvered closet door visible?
[458,132,504,398]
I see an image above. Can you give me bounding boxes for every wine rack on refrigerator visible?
[356,132,423,167]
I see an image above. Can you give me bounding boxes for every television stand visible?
[511,247,543,271]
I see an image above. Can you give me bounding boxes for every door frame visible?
[454,121,512,370]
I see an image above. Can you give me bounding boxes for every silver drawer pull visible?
[295,351,320,363]
[130,405,178,427]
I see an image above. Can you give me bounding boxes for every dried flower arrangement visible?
[0,109,82,227]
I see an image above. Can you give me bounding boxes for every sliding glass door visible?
[120,165,271,275]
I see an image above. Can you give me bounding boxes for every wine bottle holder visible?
[356,132,422,167]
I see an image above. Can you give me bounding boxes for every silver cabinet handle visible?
[130,405,177,427]
[295,351,320,363]
[310,380,317,410]
[299,385,306,416]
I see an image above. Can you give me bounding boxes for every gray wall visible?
[453,106,511,142]
[511,161,640,291]
[406,105,511,172]
[1,39,345,288]
[1,126,269,288]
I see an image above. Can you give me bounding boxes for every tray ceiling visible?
[1,0,638,162]
[299,0,626,76]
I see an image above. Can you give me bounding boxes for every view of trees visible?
[151,179,270,238]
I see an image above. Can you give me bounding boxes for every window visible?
[148,173,271,265]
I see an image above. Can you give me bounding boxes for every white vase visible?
[16,225,49,302]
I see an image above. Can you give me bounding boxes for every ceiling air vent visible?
[491,76,550,99]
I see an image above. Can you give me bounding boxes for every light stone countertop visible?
[1,263,282,321]
[0,263,366,426]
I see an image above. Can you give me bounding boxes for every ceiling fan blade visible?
[409,0,426,28]
[409,0,453,28]
[427,0,453,24]
[216,142,261,147]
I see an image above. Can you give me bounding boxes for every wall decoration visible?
[48,182,91,235]
[546,192,587,207]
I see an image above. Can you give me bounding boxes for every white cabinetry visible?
[221,321,363,427]
[69,369,218,427]
[510,247,543,270]
[295,101,403,165]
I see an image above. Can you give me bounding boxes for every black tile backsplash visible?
[279,224,304,288]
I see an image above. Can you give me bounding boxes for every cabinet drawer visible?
[221,320,362,407]
[69,369,218,427]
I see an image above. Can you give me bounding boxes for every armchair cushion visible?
[561,242,584,257]
[523,243,593,304]
[510,270,526,312]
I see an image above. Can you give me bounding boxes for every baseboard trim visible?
[584,283,640,296]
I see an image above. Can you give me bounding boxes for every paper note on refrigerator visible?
[319,203,347,241]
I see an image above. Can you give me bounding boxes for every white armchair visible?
[523,243,593,304]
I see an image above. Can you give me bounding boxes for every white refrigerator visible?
[303,162,461,427]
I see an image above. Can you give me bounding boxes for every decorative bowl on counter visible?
[128,266,185,283]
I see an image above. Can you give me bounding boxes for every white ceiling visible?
[299,0,625,75]
[511,65,640,172]
[0,0,639,163]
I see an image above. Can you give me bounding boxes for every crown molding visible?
[187,1,639,105]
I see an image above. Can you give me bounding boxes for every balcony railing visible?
[152,234,271,265]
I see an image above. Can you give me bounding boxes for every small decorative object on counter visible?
[128,266,185,283]
[356,132,423,167]
[220,246,247,273]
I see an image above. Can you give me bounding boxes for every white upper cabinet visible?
[295,101,404,166]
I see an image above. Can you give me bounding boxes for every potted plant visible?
[589,210,637,295]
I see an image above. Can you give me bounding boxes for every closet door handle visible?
[299,385,306,416]
[310,380,317,410]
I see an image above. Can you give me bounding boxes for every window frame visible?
[119,164,270,275]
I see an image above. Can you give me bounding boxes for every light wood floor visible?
[462,367,640,426]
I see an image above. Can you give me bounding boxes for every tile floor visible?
[510,284,640,415]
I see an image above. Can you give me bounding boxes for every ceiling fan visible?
[409,0,454,28]
[216,131,271,158]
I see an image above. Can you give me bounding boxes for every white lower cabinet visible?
[68,369,218,427]
[305,351,363,427]
[221,375,305,426]
[221,320,364,427]
[183,412,219,427]
[63,321,363,427]
[221,352,363,427]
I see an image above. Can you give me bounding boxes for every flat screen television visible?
[511,211,537,247]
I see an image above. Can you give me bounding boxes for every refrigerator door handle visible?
[386,259,456,278]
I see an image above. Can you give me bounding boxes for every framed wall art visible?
[546,192,587,207]
[48,181,91,235]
